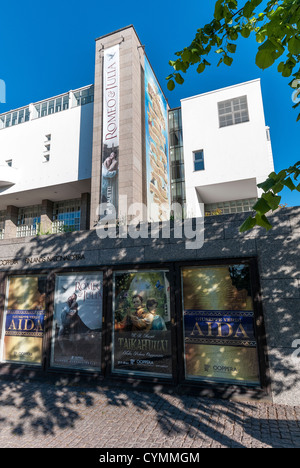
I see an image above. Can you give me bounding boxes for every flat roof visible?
[180,78,261,102]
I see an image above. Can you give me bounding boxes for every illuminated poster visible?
[182,265,260,384]
[101,44,120,215]
[113,270,172,376]
[145,58,170,222]
[51,273,103,371]
[1,276,46,365]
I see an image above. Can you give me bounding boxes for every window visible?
[17,206,41,237]
[218,95,249,128]
[35,94,69,118]
[205,198,257,216]
[74,86,94,106]
[52,199,81,233]
[193,150,205,171]
[0,107,30,130]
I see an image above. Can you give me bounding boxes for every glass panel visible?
[112,270,172,377]
[50,273,103,371]
[1,276,47,365]
[181,265,260,385]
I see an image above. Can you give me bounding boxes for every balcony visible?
[0,165,18,187]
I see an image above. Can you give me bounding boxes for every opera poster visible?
[113,270,172,376]
[51,273,103,370]
[1,276,46,365]
[101,44,120,216]
[182,265,260,384]
[144,58,170,222]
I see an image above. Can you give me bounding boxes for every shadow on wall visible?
[0,207,299,413]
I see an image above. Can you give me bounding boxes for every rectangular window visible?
[52,199,81,233]
[193,150,205,171]
[50,273,103,371]
[218,95,249,128]
[1,276,47,366]
[181,265,260,385]
[112,270,172,378]
[17,205,41,237]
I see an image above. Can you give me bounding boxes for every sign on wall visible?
[144,58,170,222]
[113,270,172,377]
[51,273,103,371]
[182,265,260,384]
[101,44,120,215]
[1,276,46,365]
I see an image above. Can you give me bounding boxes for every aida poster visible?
[182,265,260,384]
[144,58,170,222]
[2,276,47,365]
[101,44,120,215]
[51,273,103,370]
[113,270,172,376]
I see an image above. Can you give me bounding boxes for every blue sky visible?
[0,0,298,206]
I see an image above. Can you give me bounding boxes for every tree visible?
[166,0,300,231]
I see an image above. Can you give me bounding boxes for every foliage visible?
[166,0,300,230]
[240,160,300,231]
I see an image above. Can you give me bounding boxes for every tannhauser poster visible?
[144,58,170,222]
[51,273,103,370]
[101,44,120,215]
[113,270,172,376]
[182,265,260,384]
[1,276,46,365]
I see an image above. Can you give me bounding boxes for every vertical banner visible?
[113,270,172,377]
[51,273,103,371]
[101,44,120,215]
[1,276,46,365]
[182,265,260,384]
[144,58,170,222]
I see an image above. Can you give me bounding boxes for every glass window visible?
[181,265,260,385]
[193,150,205,171]
[1,276,47,366]
[50,273,103,371]
[218,95,249,128]
[112,270,172,377]
[52,199,81,233]
[17,205,41,237]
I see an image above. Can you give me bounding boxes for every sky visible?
[0,0,298,206]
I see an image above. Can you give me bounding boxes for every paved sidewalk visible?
[0,377,299,448]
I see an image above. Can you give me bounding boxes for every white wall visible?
[0,102,93,196]
[181,79,274,216]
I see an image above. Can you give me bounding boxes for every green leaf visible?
[284,177,296,191]
[174,73,184,85]
[167,80,175,91]
[262,192,281,211]
[240,216,257,233]
[196,63,206,74]
[288,36,300,55]
[252,198,271,215]
[255,47,276,69]
[241,26,251,38]
[257,177,276,192]
[255,214,273,231]
[223,55,233,66]
[243,1,255,19]
[227,43,237,53]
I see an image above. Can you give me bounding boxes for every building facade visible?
[0,26,297,406]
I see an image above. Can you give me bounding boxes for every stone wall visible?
[0,207,299,406]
